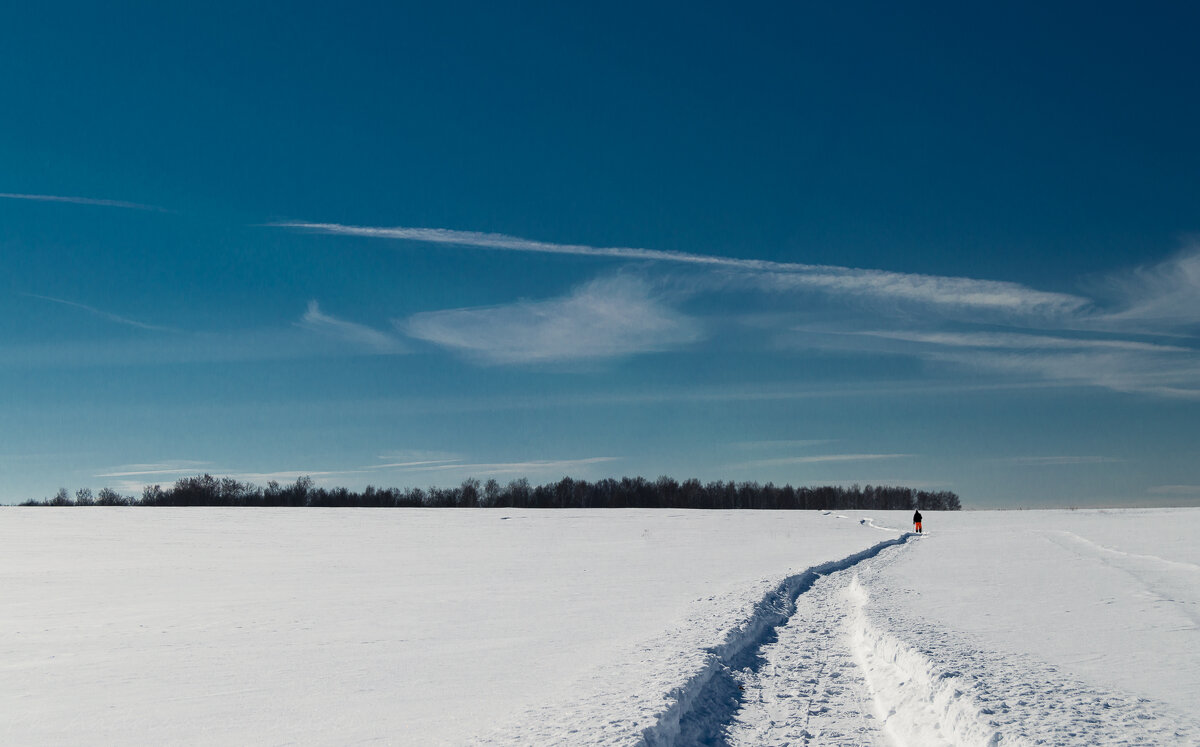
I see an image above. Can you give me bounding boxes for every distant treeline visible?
[21,474,962,511]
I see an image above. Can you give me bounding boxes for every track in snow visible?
[726,564,887,746]
[481,516,1200,745]
[638,534,915,746]
[1041,530,1200,628]
[724,539,1017,747]
[724,527,1200,747]
[641,522,1200,747]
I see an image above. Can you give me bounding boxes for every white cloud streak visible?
[23,293,178,332]
[298,301,406,354]
[1092,245,1200,331]
[274,222,1088,314]
[370,457,619,477]
[1148,485,1200,495]
[3,307,409,368]
[930,349,1200,399]
[402,275,702,364]
[1000,456,1122,466]
[733,454,914,469]
[853,330,1190,353]
[365,460,463,470]
[745,268,1085,315]
[0,192,168,212]
[794,320,1199,399]
[224,469,365,483]
[96,461,212,478]
[371,449,463,464]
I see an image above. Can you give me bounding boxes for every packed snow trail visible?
[725,567,887,745]
[726,541,1020,747]
[483,512,1200,745]
[638,534,915,746]
[726,521,1200,747]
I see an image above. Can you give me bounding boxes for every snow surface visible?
[1,507,1198,745]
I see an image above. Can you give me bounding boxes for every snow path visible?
[480,512,1200,746]
[638,534,914,746]
[727,566,887,746]
[727,539,1018,747]
[724,517,1200,747]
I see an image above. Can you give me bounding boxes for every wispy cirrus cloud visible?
[928,349,1200,399]
[23,293,178,332]
[0,192,168,212]
[402,274,702,364]
[999,456,1123,466]
[298,301,406,354]
[852,330,1190,353]
[366,459,463,470]
[367,456,618,476]
[1148,485,1200,495]
[96,460,212,478]
[274,220,1200,398]
[1090,244,1200,331]
[731,453,914,469]
[3,301,409,368]
[273,221,1088,314]
[740,267,1085,315]
[785,315,1199,399]
[366,449,463,469]
[223,469,366,484]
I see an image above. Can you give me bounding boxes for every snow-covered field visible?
[1,507,1197,745]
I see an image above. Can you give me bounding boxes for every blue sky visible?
[2,2,1199,507]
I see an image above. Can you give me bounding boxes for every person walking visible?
[913,509,923,533]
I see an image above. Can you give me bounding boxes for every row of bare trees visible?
[21,474,961,510]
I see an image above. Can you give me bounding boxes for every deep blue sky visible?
[3,2,1198,506]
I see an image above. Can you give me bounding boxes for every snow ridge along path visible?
[846,575,1022,747]
[639,533,914,747]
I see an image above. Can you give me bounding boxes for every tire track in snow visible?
[1041,530,1200,574]
[638,533,915,746]
[1040,530,1200,628]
